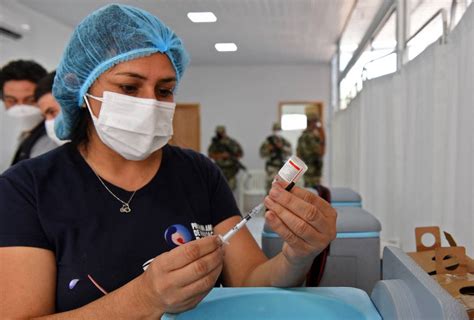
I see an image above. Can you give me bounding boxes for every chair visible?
[330,187,363,207]
[371,246,468,320]
[237,169,267,214]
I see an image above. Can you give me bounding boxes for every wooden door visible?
[169,104,201,152]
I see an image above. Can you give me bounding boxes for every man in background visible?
[297,113,326,187]
[35,71,67,146]
[0,60,56,170]
[208,125,244,190]
[260,122,292,193]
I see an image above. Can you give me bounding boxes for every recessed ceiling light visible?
[187,12,217,23]
[215,43,238,52]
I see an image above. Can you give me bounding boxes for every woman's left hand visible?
[264,182,337,267]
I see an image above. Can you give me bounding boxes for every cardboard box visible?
[407,226,474,319]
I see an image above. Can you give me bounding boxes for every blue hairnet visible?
[53,4,190,139]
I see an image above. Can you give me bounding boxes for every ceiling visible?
[14,0,356,66]
[339,0,384,51]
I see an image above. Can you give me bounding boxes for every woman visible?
[0,4,336,318]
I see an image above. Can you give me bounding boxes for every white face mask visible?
[44,118,68,146]
[6,104,43,129]
[83,91,175,161]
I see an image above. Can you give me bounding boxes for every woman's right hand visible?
[141,235,224,314]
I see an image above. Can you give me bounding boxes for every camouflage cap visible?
[306,113,320,122]
[215,125,226,134]
[272,122,281,131]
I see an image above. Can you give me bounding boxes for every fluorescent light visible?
[187,12,217,23]
[215,43,238,52]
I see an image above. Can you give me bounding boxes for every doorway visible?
[278,101,325,155]
[169,103,201,152]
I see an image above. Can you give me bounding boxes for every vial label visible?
[278,156,308,183]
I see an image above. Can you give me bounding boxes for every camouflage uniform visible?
[260,123,292,193]
[208,126,244,190]
[297,115,325,187]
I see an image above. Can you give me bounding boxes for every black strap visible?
[11,121,46,166]
[305,185,331,286]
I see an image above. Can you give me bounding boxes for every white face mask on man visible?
[6,104,44,130]
[83,91,175,161]
[44,118,68,146]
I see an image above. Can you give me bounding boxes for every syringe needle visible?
[219,182,296,244]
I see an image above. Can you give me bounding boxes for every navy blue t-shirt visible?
[0,144,240,311]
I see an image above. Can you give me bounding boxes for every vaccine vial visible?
[274,155,308,185]
[219,155,308,244]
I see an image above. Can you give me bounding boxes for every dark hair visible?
[34,71,56,101]
[70,108,92,148]
[0,60,47,97]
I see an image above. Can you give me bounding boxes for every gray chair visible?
[330,187,362,207]
[371,246,468,320]
[262,207,381,293]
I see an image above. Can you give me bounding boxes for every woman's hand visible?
[264,182,337,267]
[141,235,224,314]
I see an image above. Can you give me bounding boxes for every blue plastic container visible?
[161,287,381,320]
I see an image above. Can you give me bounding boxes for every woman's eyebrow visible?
[113,72,176,83]
[158,77,177,83]
[114,72,147,80]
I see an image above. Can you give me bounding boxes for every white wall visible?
[0,1,73,69]
[177,64,331,171]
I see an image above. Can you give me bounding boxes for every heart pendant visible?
[120,204,131,213]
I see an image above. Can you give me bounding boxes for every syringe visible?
[219,156,307,244]
[219,182,295,244]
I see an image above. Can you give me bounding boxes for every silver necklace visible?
[93,172,137,214]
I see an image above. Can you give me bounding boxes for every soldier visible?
[260,123,292,193]
[208,125,244,190]
[297,114,326,187]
